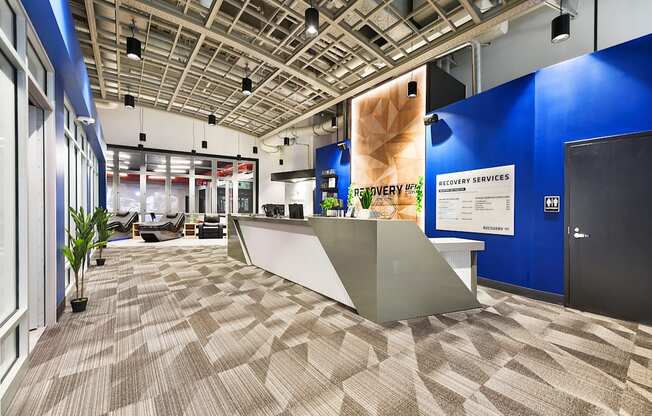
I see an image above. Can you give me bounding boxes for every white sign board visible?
[436,165,515,235]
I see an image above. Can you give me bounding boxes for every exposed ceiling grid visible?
[71,0,542,137]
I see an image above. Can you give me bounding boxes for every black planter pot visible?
[96,258,106,266]
[71,297,88,313]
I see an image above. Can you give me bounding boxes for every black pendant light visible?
[202,140,208,149]
[407,80,417,98]
[279,158,284,166]
[252,146,258,154]
[124,94,135,109]
[242,63,252,96]
[283,136,291,146]
[208,114,217,125]
[139,107,146,141]
[305,4,319,37]
[126,20,141,60]
[551,0,570,43]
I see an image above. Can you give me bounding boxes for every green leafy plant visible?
[415,175,424,213]
[347,183,357,207]
[94,207,113,261]
[359,188,373,210]
[321,196,340,211]
[63,207,97,302]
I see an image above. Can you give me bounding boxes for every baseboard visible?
[56,297,65,320]
[478,277,564,305]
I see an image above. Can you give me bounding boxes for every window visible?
[0,50,17,325]
[0,0,15,47]
[0,327,17,382]
[27,41,46,93]
[146,175,166,214]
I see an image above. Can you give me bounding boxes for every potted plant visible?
[346,183,357,217]
[415,175,424,214]
[321,196,340,217]
[357,188,375,219]
[63,207,96,313]
[93,207,112,266]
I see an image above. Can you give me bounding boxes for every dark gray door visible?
[566,133,652,323]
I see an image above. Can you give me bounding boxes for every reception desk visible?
[228,215,484,323]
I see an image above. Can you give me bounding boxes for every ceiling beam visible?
[84,0,107,98]
[121,0,339,96]
[459,0,483,23]
[260,0,543,139]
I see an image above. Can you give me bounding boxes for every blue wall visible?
[23,0,106,305]
[314,140,351,214]
[426,33,652,295]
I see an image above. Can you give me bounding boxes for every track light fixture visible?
[126,19,141,60]
[208,114,217,125]
[242,63,252,95]
[305,4,319,37]
[551,0,570,43]
[124,94,135,109]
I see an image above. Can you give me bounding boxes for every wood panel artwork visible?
[351,66,426,221]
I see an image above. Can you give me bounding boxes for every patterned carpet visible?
[7,246,651,415]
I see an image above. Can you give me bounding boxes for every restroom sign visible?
[544,196,560,212]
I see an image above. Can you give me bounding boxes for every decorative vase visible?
[71,297,88,313]
[96,258,106,266]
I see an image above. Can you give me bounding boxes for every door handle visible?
[573,232,590,239]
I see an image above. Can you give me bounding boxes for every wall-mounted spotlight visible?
[305,5,319,37]
[124,94,135,109]
[242,63,252,95]
[126,20,141,61]
[253,146,258,154]
[208,114,217,125]
[202,140,208,149]
[424,113,439,125]
[551,0,570,43]
[407,80,417,98]
[336,141,348,151]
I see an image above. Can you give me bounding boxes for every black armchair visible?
[198,214,225,239]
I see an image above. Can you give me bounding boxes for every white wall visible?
[447,0,652,96]
[98,105,318,211]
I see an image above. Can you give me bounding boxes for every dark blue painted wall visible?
[426,33,652,295]
[314,140,351,214]
[23,0,106,304]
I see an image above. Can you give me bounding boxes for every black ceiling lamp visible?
[279,158,284,166]
[126,19,142,61]
[202,140,208,149]
[252,146,258,154]
[124,93,135,109]
[407,79,417,98]
[242,63,252,96]
[139,107,146,141]
[283,136,291,146]
[551,0,570,43]
[305,3,319,37]
[208,113,217,125]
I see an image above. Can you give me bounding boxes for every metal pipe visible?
[470,40,482,95]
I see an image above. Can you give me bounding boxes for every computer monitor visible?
[289,204,304,219]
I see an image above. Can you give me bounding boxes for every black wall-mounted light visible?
[139,132,146,142]
[551,0,570,43]
[126,20,141,61]
[202,140,208,149]
[283,136,291,146]
[305,6,319,37]
[253,146,258,154]
[407,80,418,98]
[124,94,135,109]
[242,64,252,96]
[208,114,217,125]
[279,159,284,166]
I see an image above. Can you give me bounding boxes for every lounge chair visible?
[108,211,139,241]
[139,213,185,242]
[197,214,225,239]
